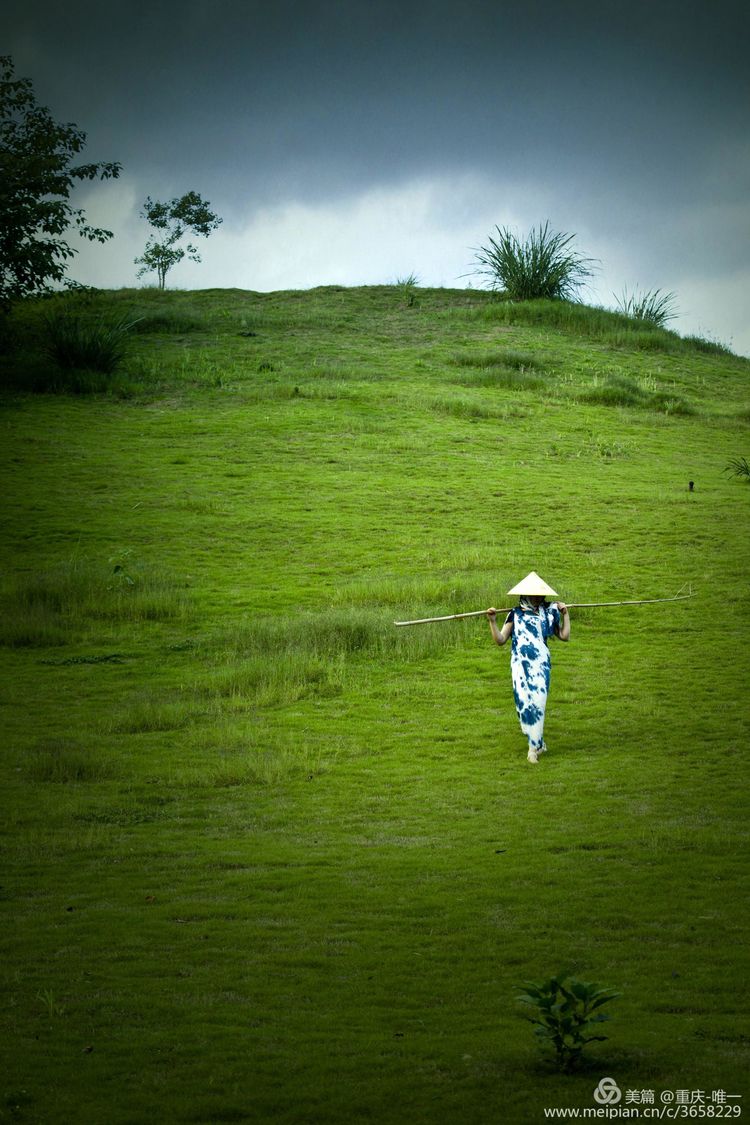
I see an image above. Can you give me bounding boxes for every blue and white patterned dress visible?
[505,603,561,752]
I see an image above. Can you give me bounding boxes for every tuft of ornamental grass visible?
[614,286,677,327]
[723,456,750,480]
[394,272,420,288]
[44,313,139,374]
[472,221,597,300]
[394,273,420,307]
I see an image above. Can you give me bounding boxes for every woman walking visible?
[487,572,570,763]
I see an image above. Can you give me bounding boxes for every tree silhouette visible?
[0,55,121,308]
[135,192,222,288]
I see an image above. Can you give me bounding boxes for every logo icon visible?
[594,1077,622,1105]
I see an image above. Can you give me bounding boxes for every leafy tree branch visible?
[0,55,121,308]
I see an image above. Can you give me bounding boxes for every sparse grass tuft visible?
[103,697,198,734]
[184,724,336,787]
[450,348,549,391]
[581,374,648,408]
[580,374,694,414]
[131,311,206,334]
[451,348,544,371]
[428,393,512,421]
[462,297,730,357]
[681,333,732,356]
[0,557,187,647]
[26,738,119,782]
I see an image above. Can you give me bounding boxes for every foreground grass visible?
[1,286,749,1123]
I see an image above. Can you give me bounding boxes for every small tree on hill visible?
[0,55,121,309]
[135,192,222,288]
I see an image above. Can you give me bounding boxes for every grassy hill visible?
[2,285,749,1123]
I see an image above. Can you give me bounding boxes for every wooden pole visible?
[393,587,695,627]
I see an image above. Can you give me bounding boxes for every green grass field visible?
[1,285,749,1123]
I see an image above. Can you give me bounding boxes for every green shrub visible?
[472,222,597,300]
[518,972,620,1072]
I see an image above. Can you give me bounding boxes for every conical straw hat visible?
[506,571,559,598]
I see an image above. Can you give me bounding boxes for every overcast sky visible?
[4,0,749,353]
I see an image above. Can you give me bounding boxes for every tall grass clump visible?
[472,222,597,300]
[44,313,138,374]
[723,456,750,480]
[614,286,677,327]
[394,273,420,307]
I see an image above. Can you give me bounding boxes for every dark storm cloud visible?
[3,0,749,349]
[4,0,748,208]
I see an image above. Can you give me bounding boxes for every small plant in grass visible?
[518,972,620,1072]
[614,286,677,327]
[394,273,420,307]
[36,989,65,1018]
[472,222,597,300]
[723,456,750,480]
[44,312,138,373]
[108,548,137,588]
